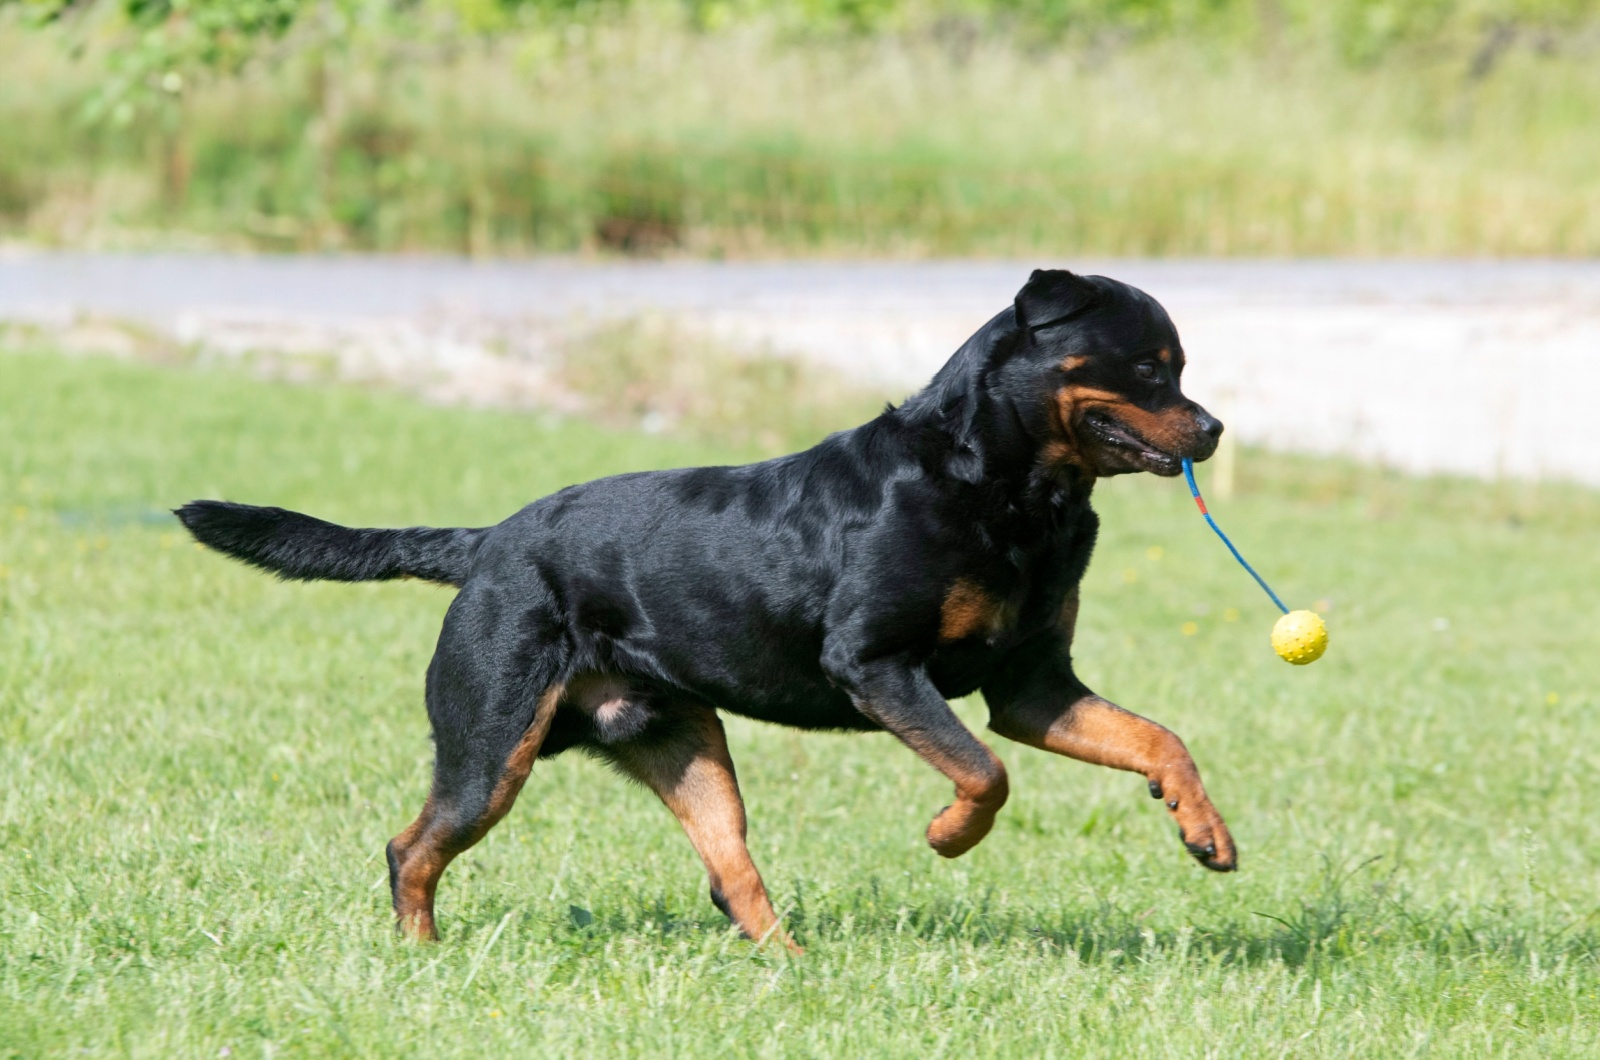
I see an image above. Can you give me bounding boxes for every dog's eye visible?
[1134,362,1159,382]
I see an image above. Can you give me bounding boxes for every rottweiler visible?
[178,269,1234,952]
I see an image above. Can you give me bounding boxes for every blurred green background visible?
[2,0,1598,256]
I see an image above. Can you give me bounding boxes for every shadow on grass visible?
[462,853,1600,971]
[797,855,1600,971]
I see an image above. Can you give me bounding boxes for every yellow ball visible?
[1272,610,1328,665]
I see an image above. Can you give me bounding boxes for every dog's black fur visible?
[178,269,1234,948]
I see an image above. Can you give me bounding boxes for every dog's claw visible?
[1148,779,1163,799]
[1166,798,1179,810]
[1181,832,1235,872]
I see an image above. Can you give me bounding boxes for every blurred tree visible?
[16,0,309,86]
[3,0,370,217]
[8,0,1597,79]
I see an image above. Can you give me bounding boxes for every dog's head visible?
[1006,269,1222,478]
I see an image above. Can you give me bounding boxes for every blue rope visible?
[1182,458,1289,615]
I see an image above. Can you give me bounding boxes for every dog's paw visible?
[1179,822,1237,872]
[1149,767,1236,872]
[925,802,996,859]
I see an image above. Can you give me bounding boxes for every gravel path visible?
[4,253,1598,486]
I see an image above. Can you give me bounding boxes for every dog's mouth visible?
[1081,409,1183,476]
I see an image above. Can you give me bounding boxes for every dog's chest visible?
[926,538,1085,697]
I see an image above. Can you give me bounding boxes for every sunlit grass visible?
[2,346,1599,1054]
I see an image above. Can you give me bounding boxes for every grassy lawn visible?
[3,346,1599,1056]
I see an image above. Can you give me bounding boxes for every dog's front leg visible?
[989,690,1236,872]
[836,658,1009,858]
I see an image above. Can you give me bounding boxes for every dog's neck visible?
[887,383,1094,552]
[893,313,1094,519]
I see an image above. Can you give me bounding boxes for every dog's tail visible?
[175,501,485,587]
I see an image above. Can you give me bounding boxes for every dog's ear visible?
[1014,269,1100,333]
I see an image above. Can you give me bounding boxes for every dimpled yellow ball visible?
[1271,610,1328,665]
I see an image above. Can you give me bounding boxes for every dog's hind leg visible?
[604,705,800,954]
[386,682,560,940]
[386,681,560,940]
[386,585,565,940]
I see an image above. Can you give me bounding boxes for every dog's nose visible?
[1195,410,1224,439]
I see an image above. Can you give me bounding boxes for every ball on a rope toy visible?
[1271,609,1328,666]
[1181,459,1330,667]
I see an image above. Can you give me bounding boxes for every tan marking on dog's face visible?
[1087,397,1196,453]
[1039,437,1087,472]
[1049,385,1202,473]
[1157,348,1172,364]
[940,579,1011,642]
[1047,387,1118,472]
[1060,354,1089,372]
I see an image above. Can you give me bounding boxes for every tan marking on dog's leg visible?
[881,720,1009,858]
[921,748,1010,858]
[613,709,799,953]
[991,694,1234,870]
[388,683,564,940]
[387,795,443,941]
[479,684,564,823]
[851,673,1011,859]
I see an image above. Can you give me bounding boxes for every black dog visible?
[178,269,1234,950]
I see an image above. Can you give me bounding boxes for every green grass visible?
[3,345,1600,1056]
[4,13,1600,257]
